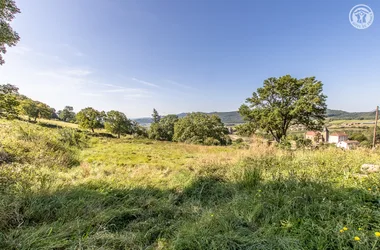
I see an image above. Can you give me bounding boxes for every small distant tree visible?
[76,107,103,133]
[149,114,178,141]
[152,108,160,123]
[240,75,327,142]
[104,110,132,138]
[58,106,76,122]
[173,113,231,145]
[0,0,21,65]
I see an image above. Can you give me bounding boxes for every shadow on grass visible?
[1,172,380,249]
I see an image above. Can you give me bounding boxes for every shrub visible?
[173,113,231,145]
[58,128,88,148]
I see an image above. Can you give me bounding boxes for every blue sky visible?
[0,0,379,117]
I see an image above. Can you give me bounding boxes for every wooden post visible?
[373,106,379,149]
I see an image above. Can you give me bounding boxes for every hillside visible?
[134,109,377,125]
[1,119,380,249]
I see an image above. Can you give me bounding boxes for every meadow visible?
[1,119,380,249]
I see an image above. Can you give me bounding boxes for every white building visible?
[337,140,360,150]
[328,132,348,144]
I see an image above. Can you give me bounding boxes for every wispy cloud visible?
[81,93,103,97]
[132,77,159,88]
[10,46,32,55]
[166,80,194,90]
[104,87,145,93]
[65,69,92,77]
[124,93,152,100]
[59,43,85,57]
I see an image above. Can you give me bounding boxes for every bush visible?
[58,128,88,148]
[235,138,244,144]
[173,113,231,145]
[235,122,256,137]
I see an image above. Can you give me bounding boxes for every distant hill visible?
[134,109,376,125]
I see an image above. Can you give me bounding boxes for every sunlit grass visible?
[1,119,380,249]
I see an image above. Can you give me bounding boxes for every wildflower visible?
[343,227,348,231]
[211,214,214,217]
[354,236,360,241]
[375,232,380,237]
[358,227,363,231]
[368,188,372,191]
[339,229,344,233]
[258,189,262,192]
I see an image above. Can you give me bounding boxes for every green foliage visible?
[0,0,20,65]
[349,132,368,142]
[57,128,88,148]
[57,106,76,122]
[235,122,256,137]
[0,83,19,119]
[173,113,231,145]
[296,138,312,148]
[20,99,53,121]
[76,107,104,133]
[240,75,327,142]
[104,110,132,138]
[149,114,178,141]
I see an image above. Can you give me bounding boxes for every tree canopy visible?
[76,107,104,133]
[173,112,231,145]
[58,106,76,122]
[239,75,327,142]
[104,110,132,138]
[149,114,178,141]
[0,0,20,65]
[0,83,19,118]
[20,99,53,121]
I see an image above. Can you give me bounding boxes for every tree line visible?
[0,84,231,144]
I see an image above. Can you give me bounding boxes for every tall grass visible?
[0,119,380,249]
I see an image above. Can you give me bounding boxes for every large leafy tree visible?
[20,99,53,121]
[58,106,76,122]
[104,110,132,138]
[173,113,231,145]
[239,75,327,142]
[0,83,19,118]
[0,0,20,65]
[76,107,103,133]
[149,114,178,141]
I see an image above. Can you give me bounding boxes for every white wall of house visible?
[329,135,348,144]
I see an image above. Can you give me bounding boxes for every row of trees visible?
[148,109,231,145]
[0,84,54,121]
[2,73,329,144]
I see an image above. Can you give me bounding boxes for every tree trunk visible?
[118,133,120,139]
[91,128,94,133]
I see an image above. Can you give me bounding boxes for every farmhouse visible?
[305,127,329,143]
[328,132,348,144]
[337,140,360,150]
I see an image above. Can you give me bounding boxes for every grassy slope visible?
[1,119,380,249]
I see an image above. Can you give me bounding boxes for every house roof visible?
[306,131,319,136]
[330,132,347,136]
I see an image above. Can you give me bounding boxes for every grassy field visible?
[1,119,380,249]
